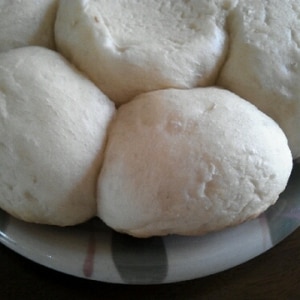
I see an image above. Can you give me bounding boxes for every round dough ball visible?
[0,0,58,52]
[55,0,237,105]
[0,46,115,226]
[97,87,292,237]
[218,0,300,158]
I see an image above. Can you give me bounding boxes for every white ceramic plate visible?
[0,161,299,284]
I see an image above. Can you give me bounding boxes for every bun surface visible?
[218,0,300,158]
[97,87,292,237]
[55,0,236,105]
[0,0,58,52]
[0,46,115,226]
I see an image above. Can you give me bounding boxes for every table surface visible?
[1,226,300,300]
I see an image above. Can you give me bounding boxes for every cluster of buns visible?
[0,0,297,237]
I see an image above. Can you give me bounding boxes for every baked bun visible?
[55,0,236,105]
[218,0,300,158]
[0,46,115,226]
[97,87,292,237]
[0,0,58,52]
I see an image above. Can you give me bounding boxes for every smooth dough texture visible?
[97,87,292,237]
[55,0,237,105]
[0,46,115,226]
[218,0,300,158]
[0,0,58,52]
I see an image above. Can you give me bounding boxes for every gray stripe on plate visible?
[0,208,9,233]
[112,232,168,284]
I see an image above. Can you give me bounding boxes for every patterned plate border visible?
[1,162,299,284]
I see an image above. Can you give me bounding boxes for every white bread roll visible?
[0,46,115,226]
[55,0,237,105]
[0,0,58,52]
[97,87,292,237]
[218,0,300,158]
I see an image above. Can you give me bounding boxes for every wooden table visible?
[1,226,299,299]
